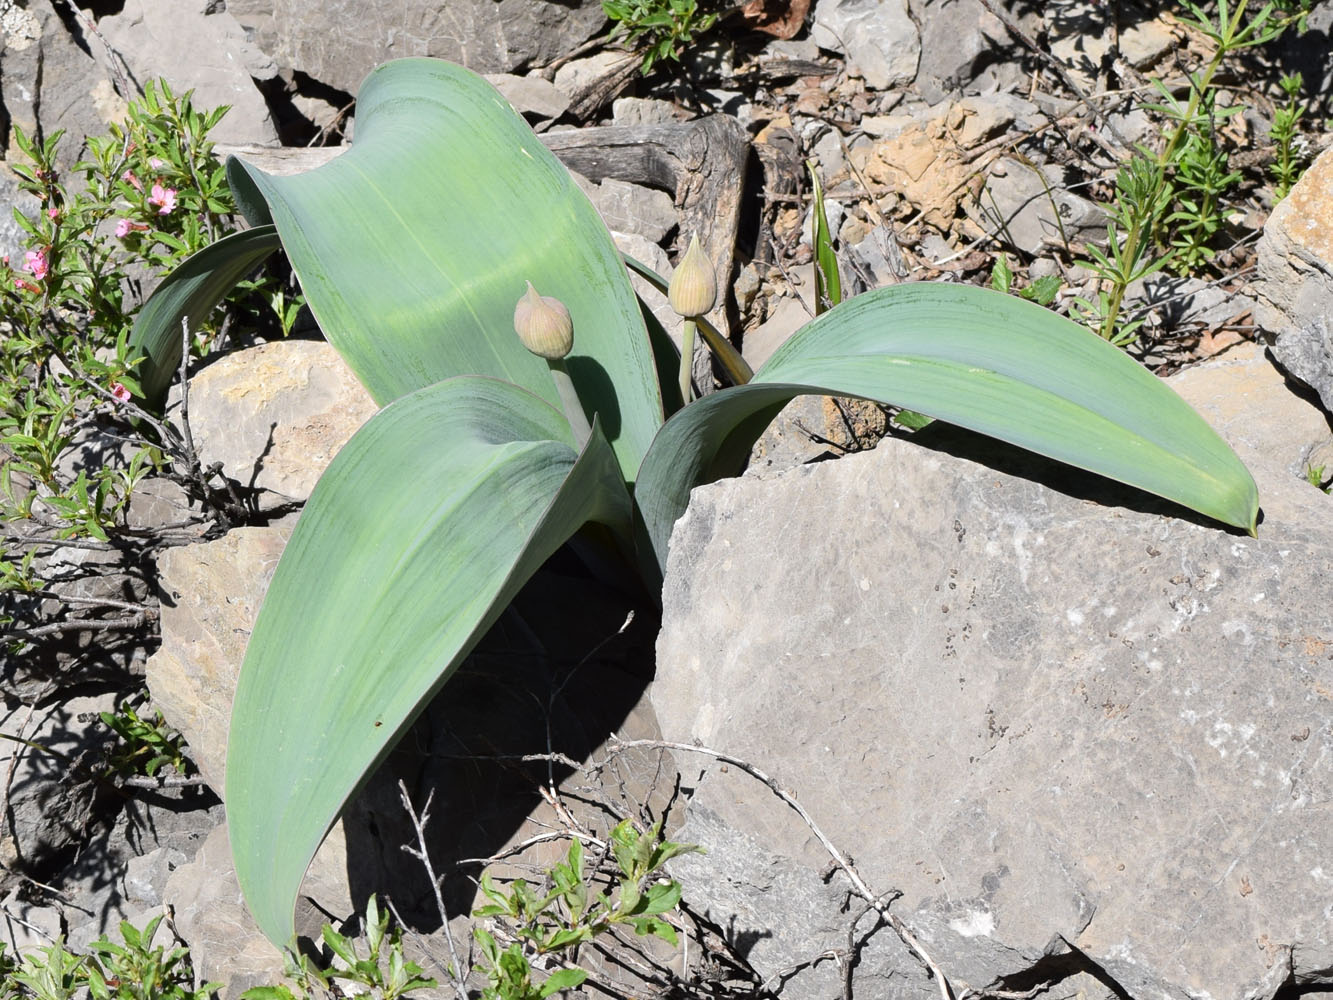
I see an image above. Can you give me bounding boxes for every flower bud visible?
[513,281,573,360]
[668,233,717,318]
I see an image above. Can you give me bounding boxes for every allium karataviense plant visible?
[127,58,1259,946]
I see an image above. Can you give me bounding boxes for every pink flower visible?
[14,277,40,294]
[24,249,48,280]
[149,157,164,169]
[122,169,143,192]
[110,382,131,404]
[47,207,59,220]
[149,184,177,215]
[115,219,150,239]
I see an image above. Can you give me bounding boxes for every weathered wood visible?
[542,115,751,391]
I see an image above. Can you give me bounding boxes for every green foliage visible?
[99,698,192,778]
[473,822,699,999]
[1269,72,1307,200]
[240,896,435,1000]
[1073,0,1305,344]
[0,79,299,600]
[990,256,1060,306]
[602,0,718,74]
[130,58,1259,945]
[0,916,219,1000]
[807,161,842,315]
[1304,463,1329,493]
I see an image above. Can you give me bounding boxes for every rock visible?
[1254,145,1333,412]
[983,156,1107,252]
[485,72,570,124]
[612,232,677,342]
[0,166,42,261]
[95,0,280,146]
[811,0,921,90]
[612,96,680,127]
[0,693,118,893]
[913,0,1015,104]
[0,0,122,173]
[147,520,298,793]
[165,821,355,997]
[1127,273,1259,336]
[653,344,1333,1000]
[591,178,678,245]
[173,340,377,505]
[226,0,608,97]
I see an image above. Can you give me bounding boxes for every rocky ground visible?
[2,0,1333,998]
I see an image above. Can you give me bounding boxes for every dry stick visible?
[5,614,149,642]
[600,736,958,1000]
[396,781,472,1000]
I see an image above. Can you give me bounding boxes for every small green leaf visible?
[538,968,588,997]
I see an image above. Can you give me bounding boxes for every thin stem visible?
[678,319,697,404]
[548,359,593,450]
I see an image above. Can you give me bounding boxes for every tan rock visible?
[176,340,377,504]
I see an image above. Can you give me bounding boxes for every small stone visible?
[485,72,571,121]
[811,0,921,90]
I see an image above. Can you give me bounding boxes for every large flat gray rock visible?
[226,0,608,97]
[654,345,1333,1000]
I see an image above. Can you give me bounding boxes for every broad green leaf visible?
[635,283,1258,574]
[226,59,663,479]
[225,375,632,945]
[125,225,280,407]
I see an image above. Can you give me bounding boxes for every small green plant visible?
[990,255,1061,306]
[129,59,1259,944]
[240,896,435,1000]
[1,79,301,656]
[99,699,192,778]
[1304,463,1329,492]
[472,821,699,1000]
[1269,72,1307,199]
[602,0,719,74]
[1,916,218,1000]
[1074,0,1302,344]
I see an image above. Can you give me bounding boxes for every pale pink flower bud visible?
[513,281,574,360]
[668,234,717,318]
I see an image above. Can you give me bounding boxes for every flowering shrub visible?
[0,80,299,639]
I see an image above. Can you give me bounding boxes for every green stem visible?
[678,318,697,403]
[548,359,592,450]
[1098,2,1242,342]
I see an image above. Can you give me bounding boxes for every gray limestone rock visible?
[95,0,280,147]
[1254,146,1333,413]
[812,0,921,90]
[983,156,1107,253]
[225,0,608,98]
[913,0,1015,104]
[653,345,1333,1000]
[0,0,123,173]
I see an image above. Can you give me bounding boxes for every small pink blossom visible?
[14,277,41,294]
[110,382,131,404]
[149,183,177,215]
[24,249,48,281]
[149,157,165,169]
[122,169,143,192]
[47,207,59,220]
[114,218,150,239]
